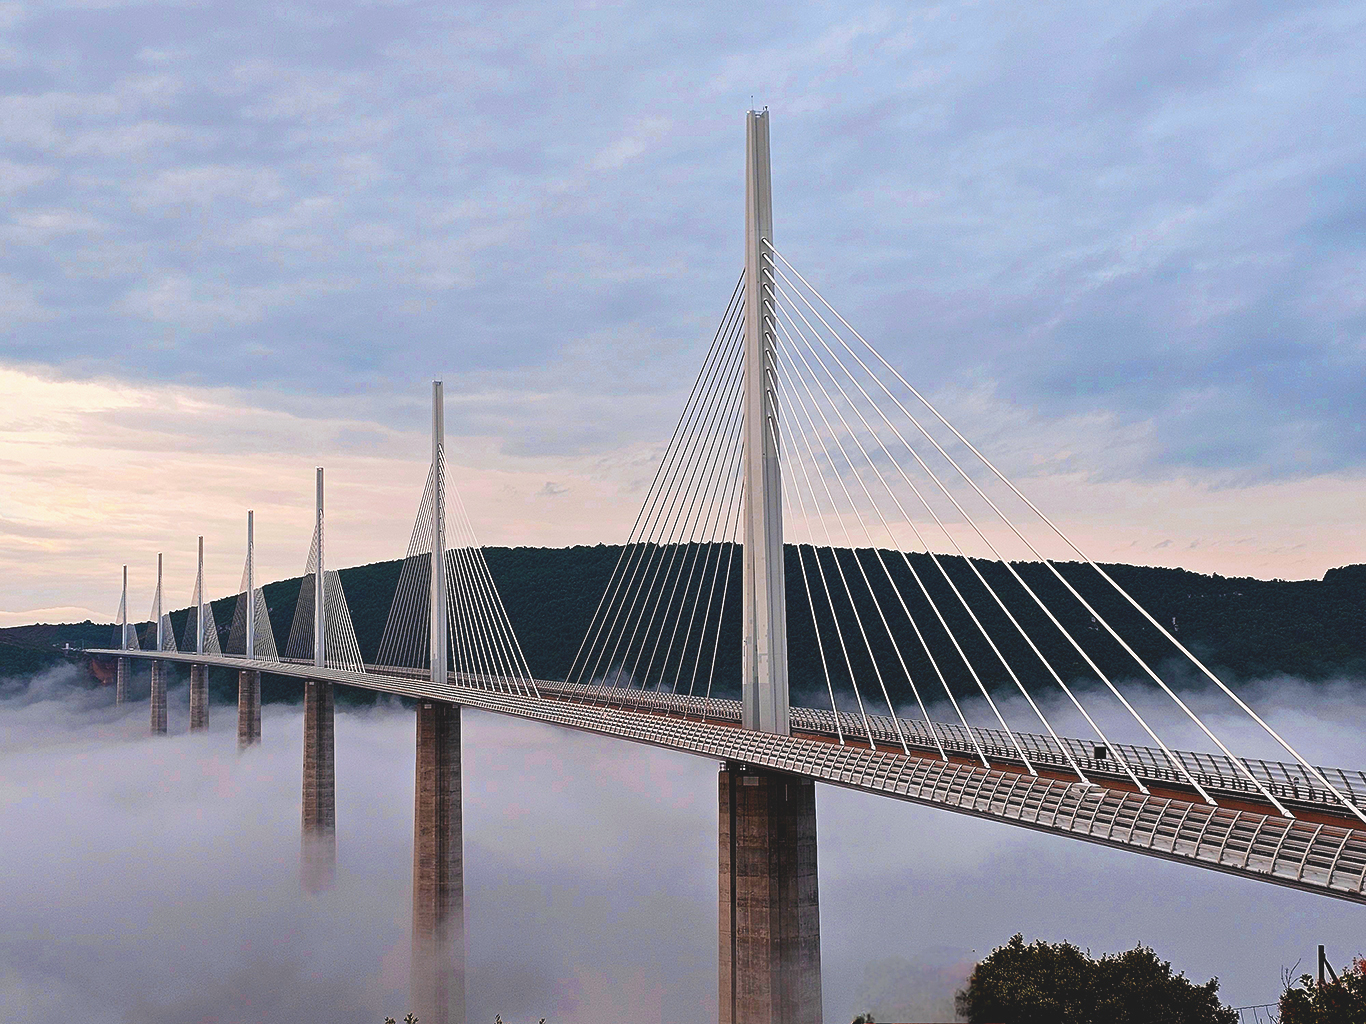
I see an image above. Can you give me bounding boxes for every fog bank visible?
[3,667,1364,1021]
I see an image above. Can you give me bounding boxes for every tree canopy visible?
[1280,956,1366,1023]
[954,933,1236,1024]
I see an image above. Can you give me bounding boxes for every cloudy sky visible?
[2,0,1365,623]
[5,667,1366,1023]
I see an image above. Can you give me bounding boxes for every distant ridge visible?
[5,550,1365,700]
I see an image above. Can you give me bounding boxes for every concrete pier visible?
[149,661,167,734]
[719,763,822,1024]
[116,657,128,705]
[301,679,336,891]
[411,701,464,1024]
[237,670,261,749]
[189,665,209,731]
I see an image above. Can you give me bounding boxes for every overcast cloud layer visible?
[3,1,1366,606]
[4,667,1366,1022]
[1,0,1362,466]
[6,5,1366,1020]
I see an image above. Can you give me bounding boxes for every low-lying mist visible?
[2,666,1364,1023]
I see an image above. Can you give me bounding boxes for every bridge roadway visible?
[96,648,1366,905]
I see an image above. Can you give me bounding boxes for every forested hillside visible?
[5,549,1365,707]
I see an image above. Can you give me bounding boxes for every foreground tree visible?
[1280,956,1366,1023]
[954,933,1236,1024]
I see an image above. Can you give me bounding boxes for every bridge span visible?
[96,111,1366,1024]
[96,646,1366,907]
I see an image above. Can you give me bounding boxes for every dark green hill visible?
[5,548,1365,707]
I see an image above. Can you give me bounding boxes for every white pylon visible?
[195,536,206,656]
[314,469,325,669]
[119,565,133,651]
[430,381,448,686]
[155,553,164,651]
[741,108,790,735]
[246,511,256,660]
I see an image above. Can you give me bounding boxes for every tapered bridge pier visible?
[412,701,464,1024]
[301,676,335,891]
[237,668,261,747]
[720,764,821,1024]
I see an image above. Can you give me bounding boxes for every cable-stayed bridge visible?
[90,111,1366,1024]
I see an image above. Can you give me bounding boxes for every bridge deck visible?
[92,648,1366,905]
[539,679,1366,820]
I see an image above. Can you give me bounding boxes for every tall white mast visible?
[430,381,448,686]
[120,565,131,650]
[246,510,256,660]
[314,469,325,669]
[741,108,789,735]
[155,553,164,651]
[195,536,205,656]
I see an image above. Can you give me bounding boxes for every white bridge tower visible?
[741,107,790,736]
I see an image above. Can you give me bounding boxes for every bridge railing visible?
[95,647,1366,819]
[795,707,1366,814]
[535,678,1366,816]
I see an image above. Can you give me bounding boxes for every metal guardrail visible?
[538,679,1366,818]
